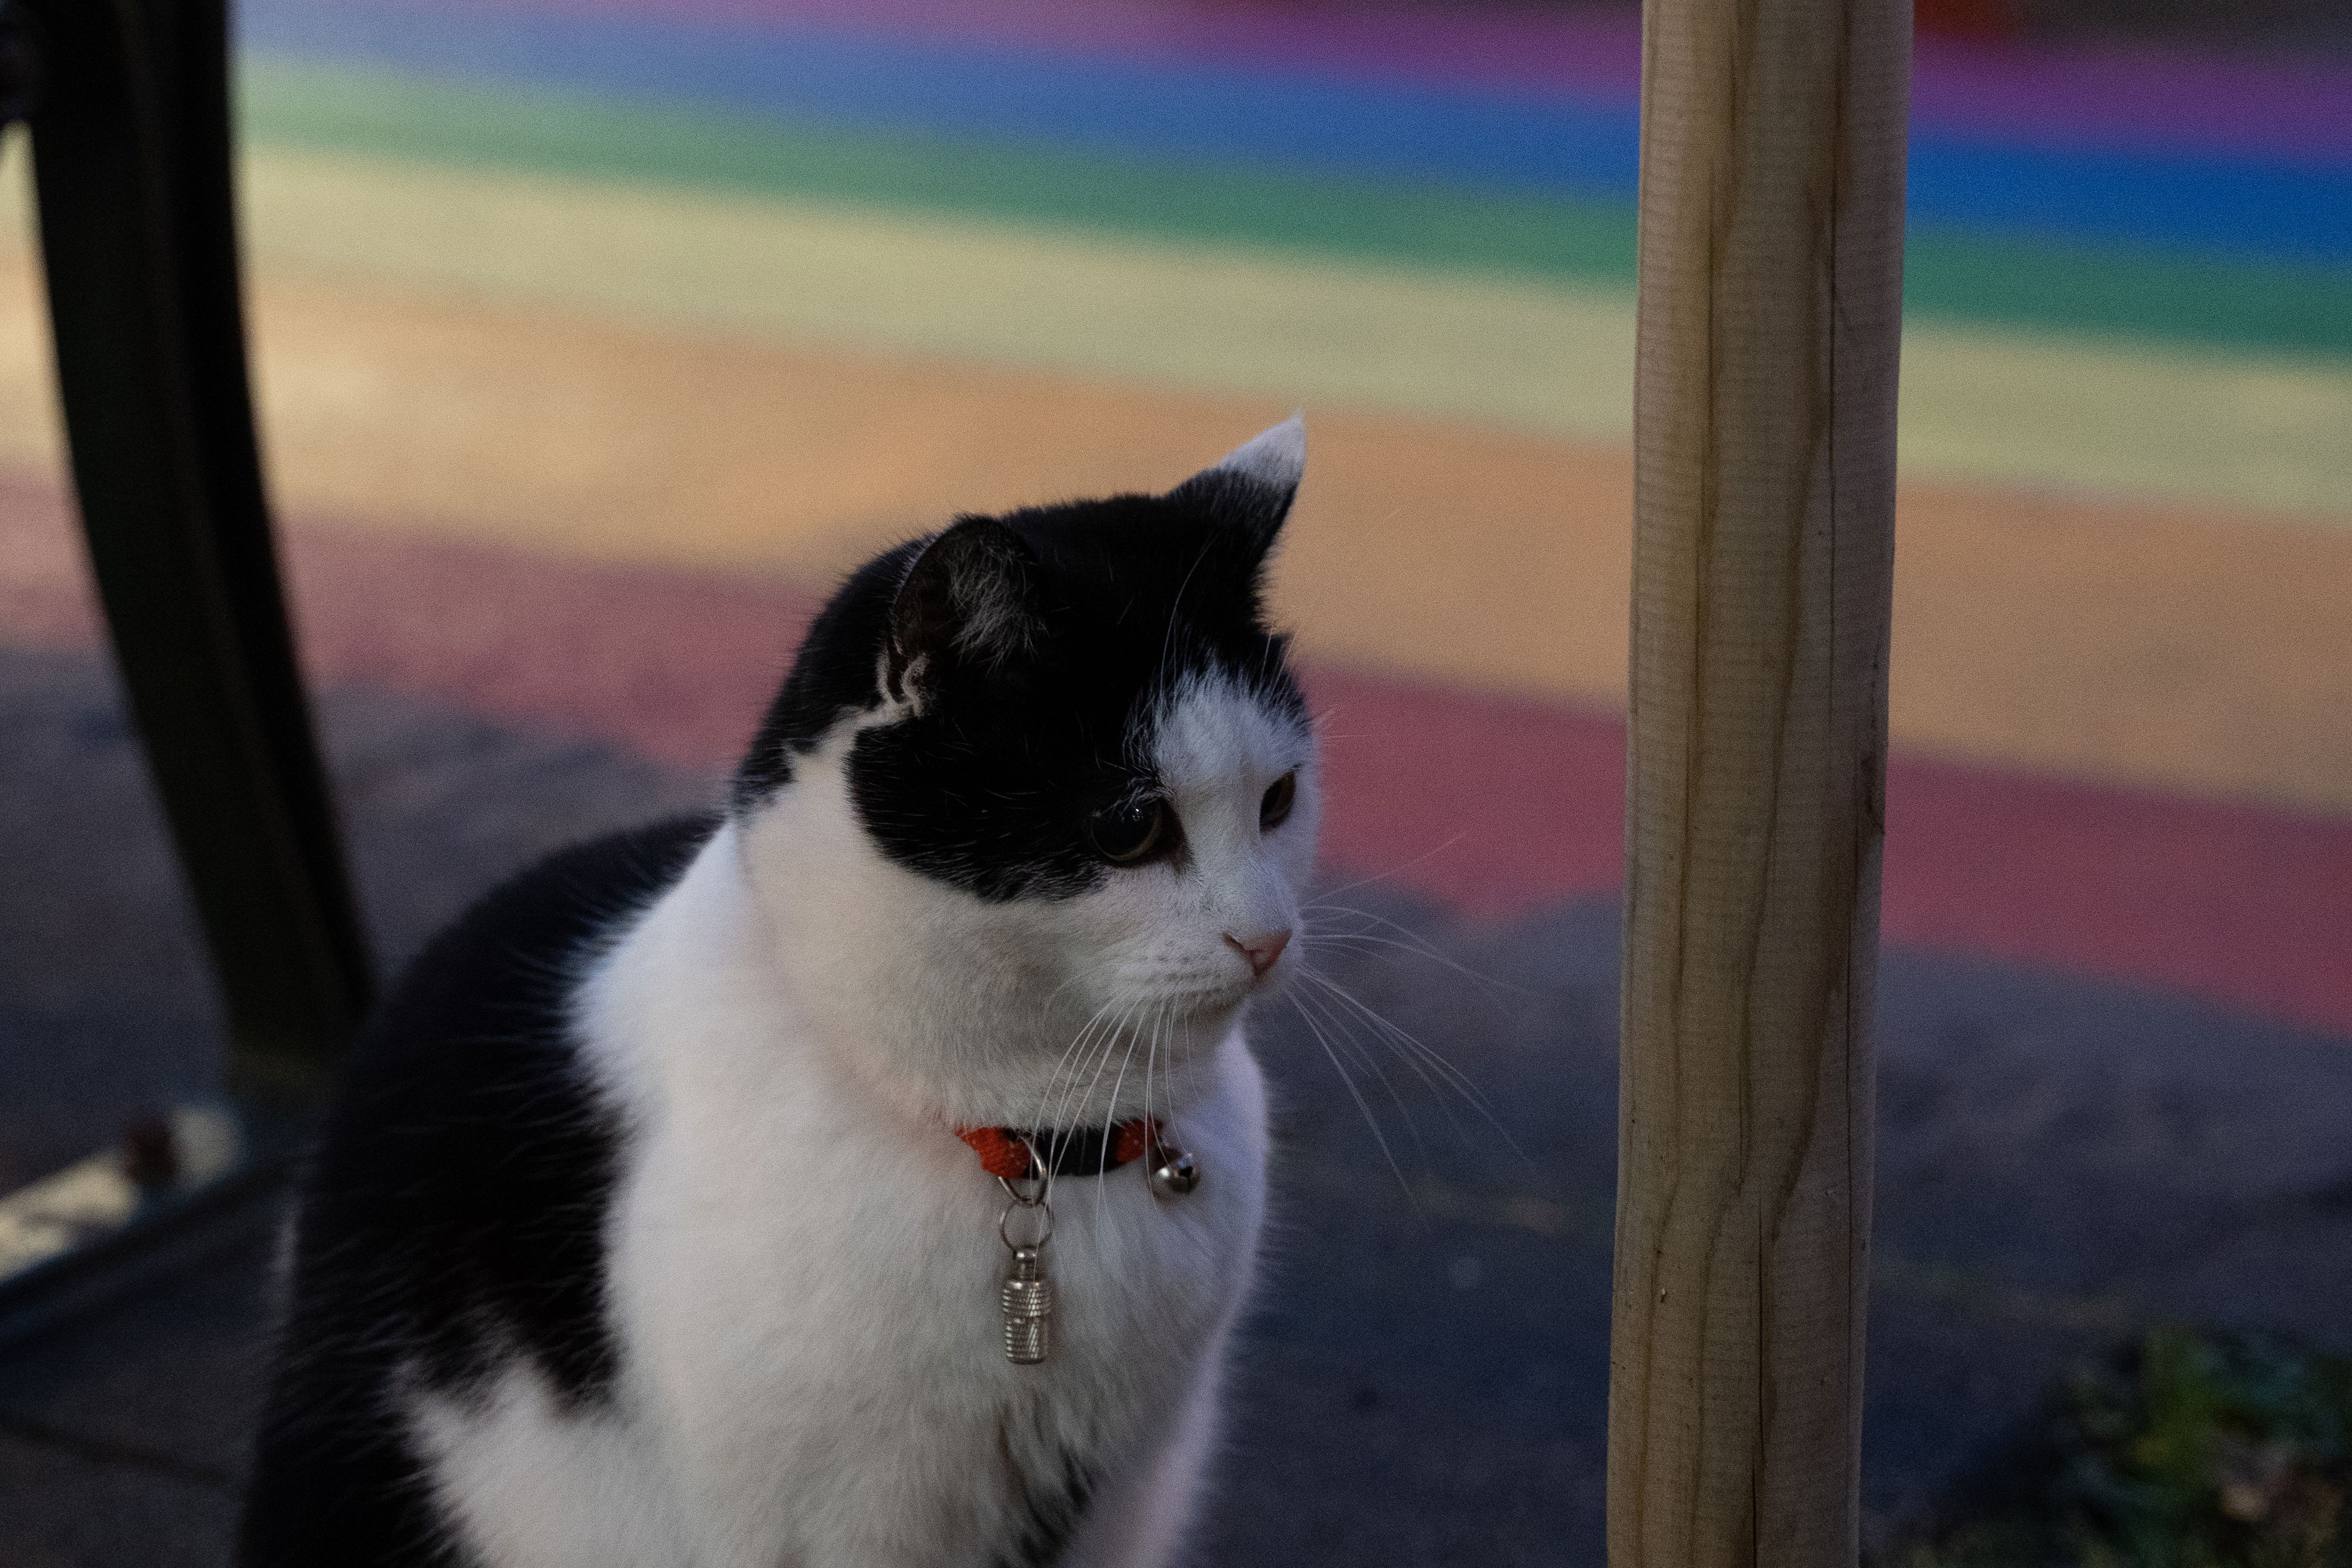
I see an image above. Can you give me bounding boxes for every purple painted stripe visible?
[1909,39,2352,161]
[399,0,2352,162]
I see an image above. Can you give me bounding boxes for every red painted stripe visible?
[1304,669,1625,915]
[5,495,2345,1037]
[297,528,2352,1039]
[289,525,811,771]
[1883,762,2352,1040]
[1315,664,2352,1039]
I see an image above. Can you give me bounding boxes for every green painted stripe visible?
[238,57,1641,292]
[1904,228,2350,359]
[199,145,2350,520]
[239,56,2352,360]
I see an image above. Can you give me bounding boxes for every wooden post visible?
[1607,0,1908,1562]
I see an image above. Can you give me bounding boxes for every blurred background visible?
[0,0,2345,1562]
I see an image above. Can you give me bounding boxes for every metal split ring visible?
[998,1197,1055,1251]
[997,1171,1049,1206]
[995,1136,1051,1206]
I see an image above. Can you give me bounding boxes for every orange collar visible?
[955,1119,1163,1182]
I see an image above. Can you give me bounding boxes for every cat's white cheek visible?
[1052,814,1319,1017]
[1043,874,1224,1011]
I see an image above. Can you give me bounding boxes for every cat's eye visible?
[1089,796,1170,865]
[1260,772,1297,831]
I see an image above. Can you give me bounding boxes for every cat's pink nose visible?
[1224,928,1292,980]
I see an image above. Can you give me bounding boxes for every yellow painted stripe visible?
[230,148,1646,441]
[226,149,2352,523]
[2,145,2343,519]
[1898,330,2352,517]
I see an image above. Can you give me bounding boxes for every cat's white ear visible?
[883,517,1037,701]
[1206,411,1305,492]
[1168,412,1304,552]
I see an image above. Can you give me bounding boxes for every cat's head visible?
[731,416,1319,1121]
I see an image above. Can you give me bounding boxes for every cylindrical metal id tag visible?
[1001,1244,1053,1365]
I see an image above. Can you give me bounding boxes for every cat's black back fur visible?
[238,815,713,1567]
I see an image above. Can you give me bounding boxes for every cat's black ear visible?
[1167,412,1304,557]
[884,516,1039,702]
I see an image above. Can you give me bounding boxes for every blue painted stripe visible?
[238,1,1642,192]
[236,0,2352,262]
[1910,143,2352,262]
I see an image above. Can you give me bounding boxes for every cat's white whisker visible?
[1143,1000,1160,1166]
[1292,979,1434,1176]
[1303,834,1471,906]
[1042,997,1131,1146]
[1094,999,1155,1230]
[1301,967,1495,1111]
[1026,995,1126,1152]
[1301,902,1522,996]
[1298,969,1525,1163]
[1284,992,1409,1195]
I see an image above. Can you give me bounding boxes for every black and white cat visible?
[240,416,1319,1567]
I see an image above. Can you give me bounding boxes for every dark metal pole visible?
[23,0,372,1087]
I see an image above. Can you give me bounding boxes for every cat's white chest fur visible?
[407,827,1271,1568]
